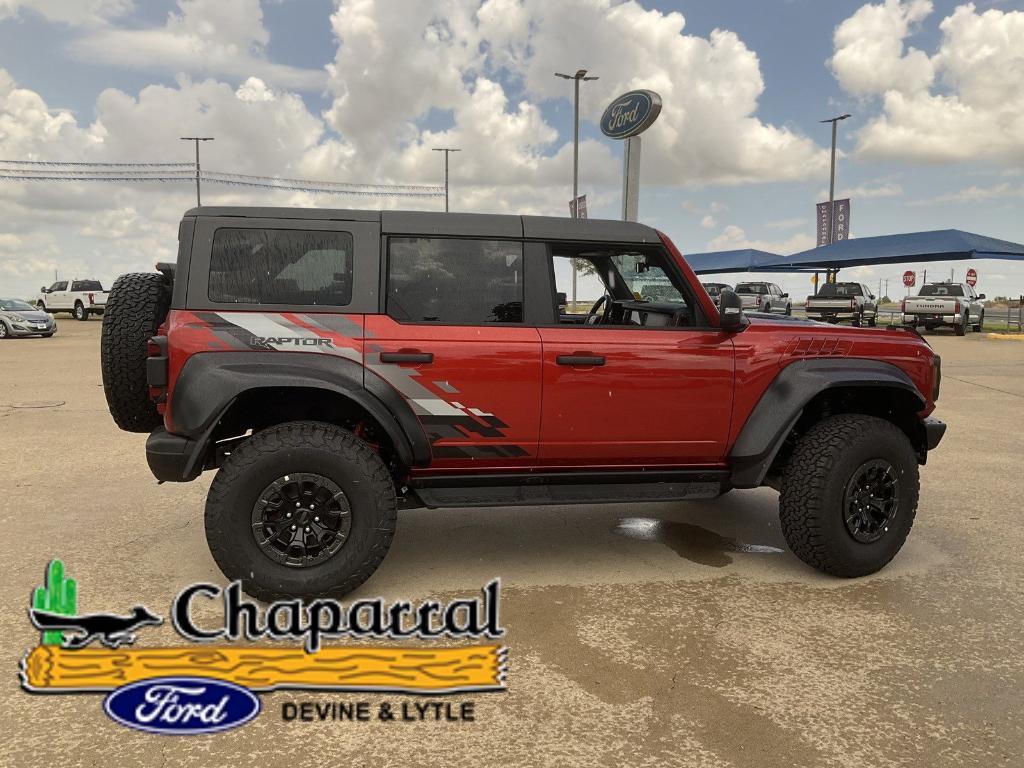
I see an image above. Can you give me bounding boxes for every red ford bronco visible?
[101,208,945,600]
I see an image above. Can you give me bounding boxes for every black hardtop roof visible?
[183,206,660,244]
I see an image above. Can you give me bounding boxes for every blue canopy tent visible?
[687,229,1024,275]
[683,248,784,274]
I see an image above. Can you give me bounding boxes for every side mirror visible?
[556,291,567,308]
[40,286,48,293]
[781,292,789,298]
[978,293,986,300]
[718,289,745,330]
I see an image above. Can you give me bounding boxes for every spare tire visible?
[101,272,171,432]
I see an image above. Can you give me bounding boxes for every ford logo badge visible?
[103,676,260,735]
[600,90,663,139]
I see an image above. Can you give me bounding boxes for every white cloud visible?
[908,182,1024,206]
[68,0,325,90]
[321,0,829,203]
[235,76,274,102]
[834,1,1024,164]
[816,181,904,200]
[830,0,934,96]
[0,0,132,25]
[700,214,716,228]
[705,224,816,255]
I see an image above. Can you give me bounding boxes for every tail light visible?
[850,298,857,310]
[87,292,95,305]
[954,300,961,313]
[147,334,169,414]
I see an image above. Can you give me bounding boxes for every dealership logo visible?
[600,89,663,139]
[21,560,507,735]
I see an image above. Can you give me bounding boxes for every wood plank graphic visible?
[22,644,506,693]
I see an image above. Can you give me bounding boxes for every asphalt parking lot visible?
[1,319,1021,767]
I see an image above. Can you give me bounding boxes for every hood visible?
[2,309,51,322]
[744,312,816,326]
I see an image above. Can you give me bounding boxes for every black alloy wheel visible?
[251,472,352,567]
[843,459,899,544]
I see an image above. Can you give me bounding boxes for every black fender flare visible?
[169,352,431,472]
[728,358,926,488]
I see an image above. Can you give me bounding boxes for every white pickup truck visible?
[902,281,985,336]
[804,282,879,326]
[36,279,108,321]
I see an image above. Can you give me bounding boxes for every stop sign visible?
[966,268,978,287]
[903,270,916,287]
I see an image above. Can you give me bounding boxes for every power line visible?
[0,159,192,167]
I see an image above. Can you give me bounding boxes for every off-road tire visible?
[205,421,398,601]
[101,272,171,432]
[73,302,88,321]
[779,414,919,577]
[973,312,983,333]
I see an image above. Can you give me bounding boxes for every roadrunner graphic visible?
[29,606,163,649]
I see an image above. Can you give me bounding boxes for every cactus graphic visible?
[32,560,77,645]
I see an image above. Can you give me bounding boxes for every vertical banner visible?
[569,195,588,219]
[816,199,851,246]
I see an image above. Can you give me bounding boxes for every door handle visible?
[380,351,433,364]
[556,355,605,366]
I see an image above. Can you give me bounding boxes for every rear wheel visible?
[852,313,862,327]
[100,272,171,432]
[779,414,918,577]
[205,421,397,601]
[867,313,877,327]
[954,314,967,336]
[73,302,88,321]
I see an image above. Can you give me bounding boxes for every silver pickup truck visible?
[804,282,878,326]
[902,282,985,336]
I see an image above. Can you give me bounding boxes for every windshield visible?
[817,284,862,296]
[702,283,726,296]
[735,283,766,294]
[919,284,964,297]
[609,253,685,303]
[0,299,35,311]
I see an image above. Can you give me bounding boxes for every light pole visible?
[180,136,214,207]
[555,69,598,218]
[431,147,461,212]
[819,114,850,246]
[819,113,850,288]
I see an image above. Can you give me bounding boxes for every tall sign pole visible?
[817,113,850,289]
[431,147,461,212]
[599,89,662,222]
[555,70,599,219]
[180,136,214,207]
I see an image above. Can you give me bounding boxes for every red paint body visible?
[160,233,939,477]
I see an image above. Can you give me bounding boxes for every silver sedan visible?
[0,297,57,338]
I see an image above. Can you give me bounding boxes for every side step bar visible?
[408,470,729,509]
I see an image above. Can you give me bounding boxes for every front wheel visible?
[779,414,919,577]
[785,304,792,316]
[973,312,983,333]
[867,313,877,327]
[0,322,9,339]
[205,421,397,601]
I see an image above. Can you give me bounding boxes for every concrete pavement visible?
[1,320,1021,767]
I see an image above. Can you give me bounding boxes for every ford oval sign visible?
[600,90,662,139]
[103,676,260,735]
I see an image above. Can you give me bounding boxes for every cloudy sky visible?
[1,0,1023,301]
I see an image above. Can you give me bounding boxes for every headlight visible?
[9,314,26,322]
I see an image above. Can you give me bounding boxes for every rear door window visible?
[208,228,353,306]
[386,237,523,324]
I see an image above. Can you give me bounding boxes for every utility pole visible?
[555,69,598,309]
[431,147,461,212]
[819,113,850,288]
[180,137,214,207]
